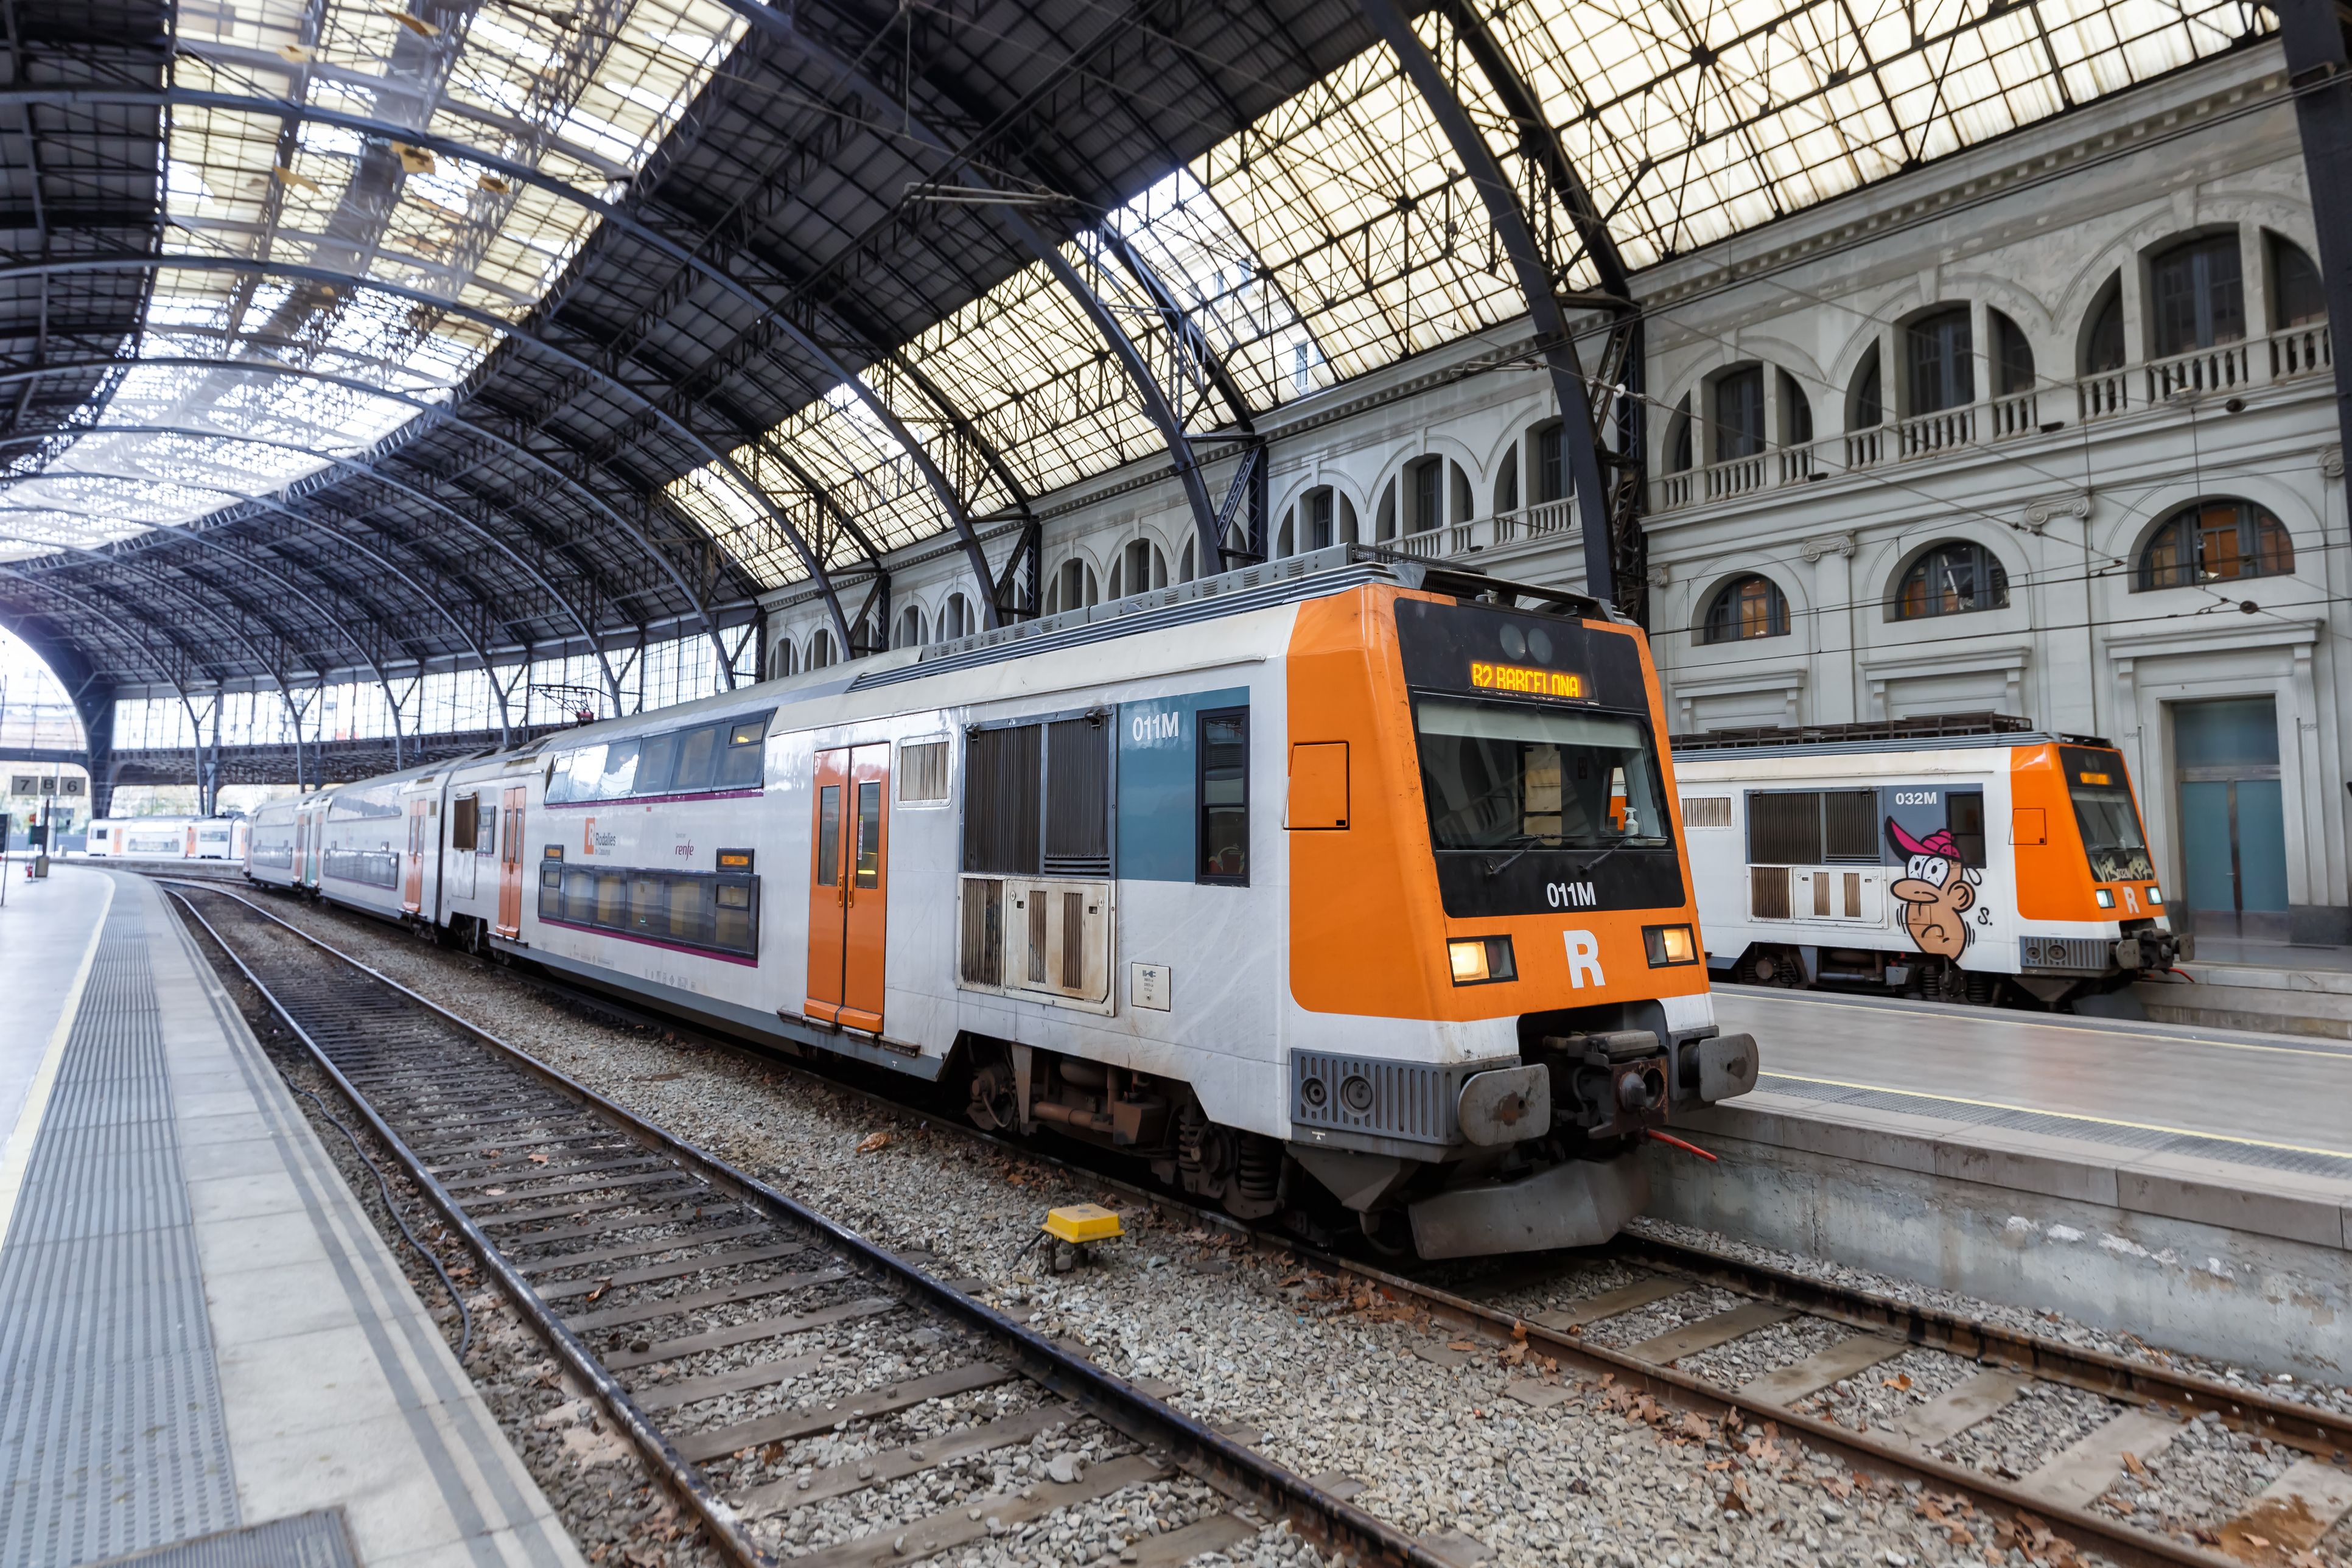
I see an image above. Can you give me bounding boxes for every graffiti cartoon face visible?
[1887,821,1979,961]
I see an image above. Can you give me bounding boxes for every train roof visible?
[851,545,1614,694]
[1670,714,2114,760]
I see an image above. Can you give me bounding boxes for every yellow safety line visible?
[0,872,116,1248]
[1759,1070,2352,1162]
[1735,987,2352,1062]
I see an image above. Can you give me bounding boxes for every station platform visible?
[1664,985,2352,1382]
[0,866,583,1568]
[2132,947,2352,1040]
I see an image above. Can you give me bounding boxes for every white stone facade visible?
[763,41,2349,940]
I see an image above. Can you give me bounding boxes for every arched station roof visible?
[0,0,2270,723]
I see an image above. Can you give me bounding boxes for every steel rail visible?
[159,880,1460,1568]
[1610,1231,2352,1461]
[181,874,2337,1568]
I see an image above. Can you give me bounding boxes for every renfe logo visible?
[1130,710,1181,745]
[1564,930,1605,989]
[583,817,595,856]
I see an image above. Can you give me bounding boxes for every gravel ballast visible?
[198,883,2352,1568]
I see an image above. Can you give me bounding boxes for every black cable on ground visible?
[281,1069,476,1364]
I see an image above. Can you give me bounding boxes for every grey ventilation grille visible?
[1290,1051,1519,1146]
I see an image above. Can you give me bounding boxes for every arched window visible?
[1276,509,1294,558]
[1301,486,1334,551]
[1990,310,2034,396]
[893,605,926,649]
[2137,500,2294,591]
[2270,235,2325,329]
[1404,457,1446,535]
[1664,394,1692,474]
[1850,343,1883,429]
[1712,366,1764,461]
[1494,443,1519,513]
[2082,278,2126,374]
[2151,234,2245,357]
[1904,307,1973,415]
[1894,541,2010,620]
[1702,575,1790,643]
[1043,559,1098,616]
[1375,477,1396,542]
[942,593,973,640]
[808,627,836,669]
[1777,371,1813,446]
[1109,538,1168,598]
[1180,538,1196,583]
[772,637,799,677]
[1532,420,1566,501]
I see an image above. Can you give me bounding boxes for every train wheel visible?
[1357,1205,1417,1259]
[965,1059,1018,1132]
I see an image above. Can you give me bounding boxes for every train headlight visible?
[1447,936,1516,984]
[2148,885,2164,907]
[2095,888,2116,909]
[1643,924,1699,966]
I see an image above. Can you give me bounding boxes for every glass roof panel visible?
[0,0,745,562]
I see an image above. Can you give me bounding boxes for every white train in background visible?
[86,815,247,860]
[1673,718,2185,1007]
[242,549,1760,1258]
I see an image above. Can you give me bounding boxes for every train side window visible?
[479,796,497,858]
[449,794,478,852]
[635,732,680,796]
[719,718,768,788]
[1947,790,1987,865]
[855,780,883,887]
[816,785,842,886]
[1198,707,1250,885]
[595,741,639,799]
[673,725,723,791]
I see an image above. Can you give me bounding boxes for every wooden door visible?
[496,786,525,936]
[807,745,889,1032]
[402,798,427,912]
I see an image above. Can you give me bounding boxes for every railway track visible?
[163,881,1457,1568]
[177,876,2352,1568]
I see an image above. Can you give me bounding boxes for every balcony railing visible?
[1385,497,1578,559]
[1655,320,2330,515]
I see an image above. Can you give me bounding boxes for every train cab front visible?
[2012,741,2185,1001]
[1285,581,1759,1259]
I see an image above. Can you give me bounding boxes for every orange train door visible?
[806,745,889,1032]
[496,786,525,936]
[402,798,427,912]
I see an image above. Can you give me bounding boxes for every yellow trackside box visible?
[1041,1205,1123,1244]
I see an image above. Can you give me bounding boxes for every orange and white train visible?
[247,547,1760,1256]
[1672,719,2186,1006]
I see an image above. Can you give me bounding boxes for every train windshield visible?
[2062,747,2155,883]
[1415,698,1670,852]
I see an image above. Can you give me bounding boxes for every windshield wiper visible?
[1480,835,1544,878]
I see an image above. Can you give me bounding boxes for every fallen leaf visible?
[1511,1320,1528,1340]
[2121,1451,2147,1479]
[1446,1340,1477,1352]
[1721,1474,1752,1514]
[2245,1536,2271,1550]
[856,1130,892,1154]
[528,1152,549,1165]
[1881,1373,1913,1390]
[383,7,442,36]
[1498,1340,1528,1367]
[484,1187,507,1196]
[585,1278,611,1303]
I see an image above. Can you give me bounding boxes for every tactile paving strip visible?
[0,902,240,1567]
[80,1510,355,1568]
